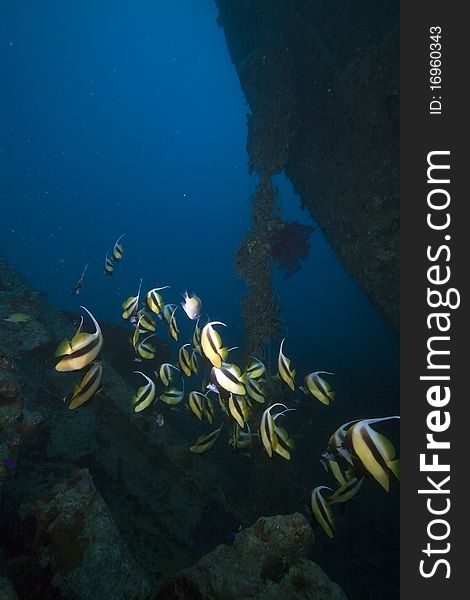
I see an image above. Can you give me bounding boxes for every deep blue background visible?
[0,0,397,432]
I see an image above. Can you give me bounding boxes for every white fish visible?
[181,291,202,320]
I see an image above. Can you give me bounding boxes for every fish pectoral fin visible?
[389,458,400,481]
[375,432,396,461]
[273,443,291,460]
[55,338,72,357]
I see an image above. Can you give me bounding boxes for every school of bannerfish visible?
[53,235,400,540]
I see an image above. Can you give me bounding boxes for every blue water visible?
[0,1,399,598]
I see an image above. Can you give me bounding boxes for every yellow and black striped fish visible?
[157,363,180,387]
[203,394,216,424]
[228,394,250,428]
[244,357,266,380]
[212,363,246,395]
[190,349,199,374]
[272,425,294,461]
[104,253,114,275]
[346,417,400,492]
[136,335,157,360]
[245,377,265,403]
[146,286,170,315]
[137,310,156,333]
[159,383,184,405]
[190,424,223,454]
[112,234,125,261]
[228,424,254,450]
[169,307,179,342]
[132,318,141,351]
[201,321,228,368]
[131,371,156,413]
[301,371,335,405]
[122,279,142,321]
[327,477,364,505]
[320,454,356,487]
[188,391,206,420]
[162,303,178,325]
[55,307,103,372]
[67,363,103,410]
[192,318,202,350]
[260,403,294,458]
[178,344,192,376]
[278,338,296,391]
[327,420,360,458]
[310,486,335,539]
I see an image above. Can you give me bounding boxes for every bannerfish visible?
[301,371,335,405]
[137,310,156,333]
[190,424,224,454]
[327,477,364,505]
[169,307,179,341]
[189,391,206,420]
[272,425,294,461]
[67,363,103,410]
[310,486,335,539]
[178,344,192,377]
[181,291,202,320]
[136,335,157,360]
[346,416,400,492]
[122,279,142,321]
[260,403,295,459]
[104,252,114,275]
[192,318,202,349]
[112,234,125,261]
[201,321,228,368]
[157,363,180,387]
[228,424,254,450]
[55,307,103,372]
[146,286,170,315]
[228,394,249,428]
[131,371,156,412]
[278,338,296,391]
[71,263,88,295]
[212,363,246,396]
[245,377,265,403]
[162,304,178,325]
[244,357,266,380]
[159,380,185,405]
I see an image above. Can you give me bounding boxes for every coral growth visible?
[234,178,281,358]
[270,221,315,276]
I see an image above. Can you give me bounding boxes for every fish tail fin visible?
[389,458,400,481]
[329,391,336,401]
